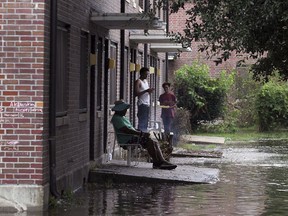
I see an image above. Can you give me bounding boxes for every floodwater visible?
[15,140,288,216]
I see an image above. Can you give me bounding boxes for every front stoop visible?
[89,160,219,184]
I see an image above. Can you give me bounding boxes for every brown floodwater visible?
[12,140,288,216]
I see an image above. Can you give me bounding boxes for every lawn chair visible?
[112,128,143,166]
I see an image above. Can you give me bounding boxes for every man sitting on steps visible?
[111,100,177,170]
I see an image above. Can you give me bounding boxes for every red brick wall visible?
[0,0,48,185]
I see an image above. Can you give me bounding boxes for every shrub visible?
[174,61,234,130]
[256,72,288,131]
[228,70,261,127]
[172,107,192,145]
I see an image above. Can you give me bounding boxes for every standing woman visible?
[159,82,177,134]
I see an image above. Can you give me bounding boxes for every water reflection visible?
[47,141,288,216]
[85,183,177,215]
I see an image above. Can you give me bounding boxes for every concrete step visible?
[89,160,219,184]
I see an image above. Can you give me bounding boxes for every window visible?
[79,31,89,111]
[56,22,69,116]
[109,43,117,105]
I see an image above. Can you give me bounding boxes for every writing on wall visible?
[0,101,43,152]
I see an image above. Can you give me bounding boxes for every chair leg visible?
[112,137,116,159]
[127,146,132,166]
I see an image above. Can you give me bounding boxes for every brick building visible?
[0,0,176,212]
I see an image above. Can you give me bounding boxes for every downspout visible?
[49,0,60,198]
[143,0,149,67]
[165,0,169,81]
[120,0,125,99]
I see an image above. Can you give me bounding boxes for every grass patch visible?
[194,127,288,141]
[177,143,217,150]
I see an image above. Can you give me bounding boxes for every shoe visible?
[153,161,177,170]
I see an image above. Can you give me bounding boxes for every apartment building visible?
[0,0,184,212]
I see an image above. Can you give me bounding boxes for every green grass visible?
[194,127,288,141]
[178,143,217,150]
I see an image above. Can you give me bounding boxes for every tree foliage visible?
[168,0,288,80]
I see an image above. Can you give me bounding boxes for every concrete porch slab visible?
[89,160,219,184]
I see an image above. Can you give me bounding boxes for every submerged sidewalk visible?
[180,135,226,145]
[89,159,219,184]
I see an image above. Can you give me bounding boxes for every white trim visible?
[129,33,174,43]
[150,43,192,52]
[90,13,165,30]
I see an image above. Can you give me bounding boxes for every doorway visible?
[89,35,104,161]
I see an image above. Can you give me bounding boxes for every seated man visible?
[111,100,177,170]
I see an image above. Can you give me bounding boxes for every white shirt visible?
[137,79,150,106]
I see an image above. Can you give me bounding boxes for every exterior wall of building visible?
[103,1,167,157]
[0,0,50,211]
[0,0,167,212]
[0,0,47,186]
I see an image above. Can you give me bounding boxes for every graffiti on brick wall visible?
[9,102,43,113]
[0,101,43,152]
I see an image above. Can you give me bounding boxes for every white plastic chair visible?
[112,129,143,166]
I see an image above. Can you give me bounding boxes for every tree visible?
[168,0,288,80]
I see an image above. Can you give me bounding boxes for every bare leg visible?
[145,138,177,170]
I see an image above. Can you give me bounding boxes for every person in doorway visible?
[111,100,177,170]
[134,67,154,132]
[159,82,177,134]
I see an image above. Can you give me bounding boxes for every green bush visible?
[228,70,261,127]
[256,73,288,131]
[174,61,234,130]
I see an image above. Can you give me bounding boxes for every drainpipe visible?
[49,0,60,198]
[143,0,149,67]
[120,0,125,99]
[165,0,169,81]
